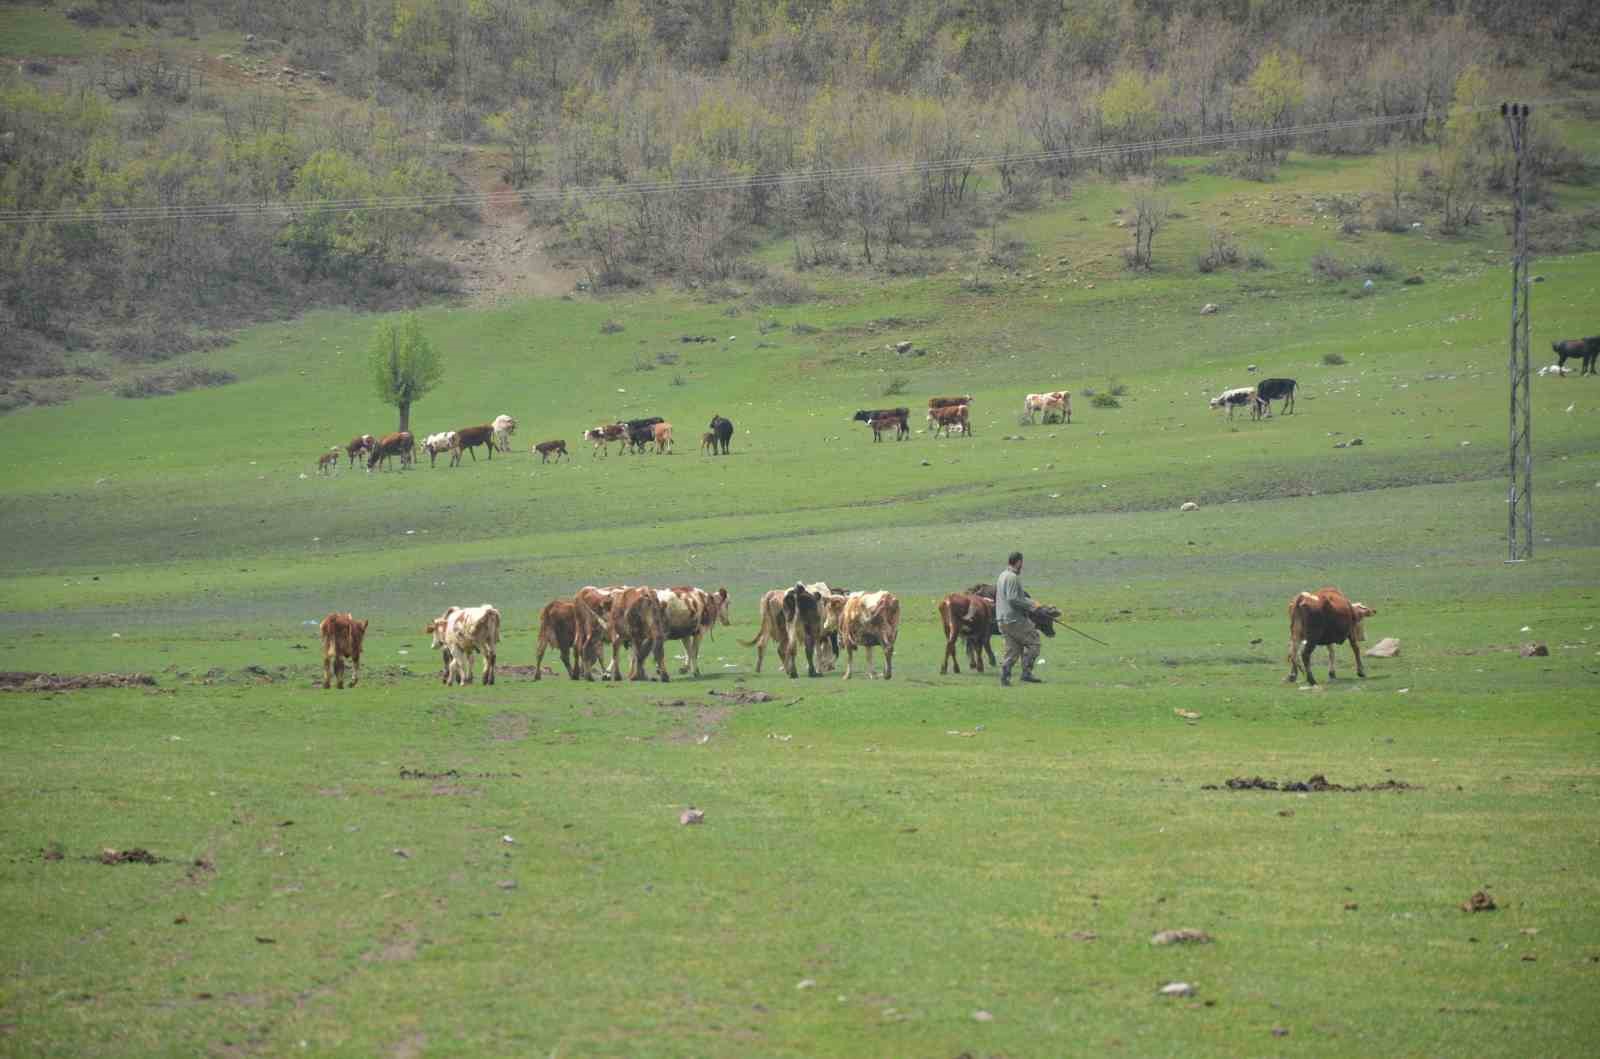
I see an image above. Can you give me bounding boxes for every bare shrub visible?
[750,276,816,305]
[882,377,910,397]
[1090,392,1121,408]
[1358,256,1394,277]
[790,322,820,335]
[1323,352,1347,366]
[1310,252,1351,281]
[1196,229,1242,273]
[600,319,624,334]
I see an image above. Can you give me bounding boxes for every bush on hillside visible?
[1323,352,1348,365]
[882,377,910,397]
[1310,252,1351,281]
[115,367,236,399]
[1090,392,1121,408]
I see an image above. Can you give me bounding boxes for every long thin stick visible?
[1060,623,1110,647]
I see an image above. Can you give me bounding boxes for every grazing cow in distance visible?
[927,403,971,437]
[1552,337,1600,376]
[929,395,973,409]
[534,598,602,681]
[653,421,674,454]
[317,448,340,475]
[610,586,670,682]
[422,431,458,467]
[708,415,734,454]
[1255,378,1297,415]
[938,592,995,674]
[585,424,626,457]
[839,591,900,680]
[701,431,717,454]
[1209,387,1264,421]
[491,414,517,452]
[449,424,496,465]
[852,408,910,441]
[318,612,367,689]
[1286,587,1375,686]
[366,431,414,471]
[345,434,375,467]
[533,440,568,463]
[1025,391,1071,424]
[427,604,501,686]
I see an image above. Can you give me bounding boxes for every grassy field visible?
[3,121,1600,1056]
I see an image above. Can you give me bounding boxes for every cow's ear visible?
[359,620,369,631]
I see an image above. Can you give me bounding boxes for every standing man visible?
[995,551,1042,686]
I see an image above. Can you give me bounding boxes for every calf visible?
[317,448,340,475]
[839,591,900,680]
[708,415,734,454]
[610,586,670,682]
[427,604,501,685]
[533,439,569,463]
[534,598,602,680]
[1286,587,1375,685]
[866,412,905,442]
[366,431,414,471]
[450,424,496,465]
[938,592,995,674]
[927,403,971,437]
[1552,337,1600,376]
[585,423,626,457]
[1255,378,1297,415]
[701,431,718,454]
[1209,387,1264,421]
[653,421,674,454]
[345,434,375,467]
[852,408,910,441]
[318,612,368,689]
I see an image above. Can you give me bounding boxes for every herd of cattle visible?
[315,579,1374,690]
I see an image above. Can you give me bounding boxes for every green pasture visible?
[3,132,1600,1056]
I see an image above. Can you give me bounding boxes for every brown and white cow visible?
[652,421,674,454]
[422,431,458,467]
[533,439,569,463]
[450,424,496,465]
[839,591,900,680]
[744,582,841,677]
[585,424,627,457]
[345,434,376,467]
[534,598,603,681]
[319,612,368,689]
[938,592,995,675]
[366,431,414,471]
[928,396,973,409]
[610,586,670,681]
[927,403,971,437]
[1023,392,1070,423]
[427,604,501,685]
[1285,587,1376,685]
[655,586,730,677]
[573,585,624,678]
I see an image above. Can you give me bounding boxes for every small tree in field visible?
[368,314,443,434]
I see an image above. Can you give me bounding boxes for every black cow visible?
[1256,377,1297,415]
[624,416,663,454]
[966,583,1061,667]
[708,415,734,455]
[852,407,910,440]
[1552,338,1600,376]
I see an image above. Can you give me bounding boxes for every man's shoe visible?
[1021,673,1044,684]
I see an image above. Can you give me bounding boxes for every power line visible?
[1,96,1592,226]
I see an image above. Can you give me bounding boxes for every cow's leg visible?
[332,654,346,690]
[864,643,876,678]
[483,645,495,685]
[883,638,894,681]
[654,639,670,682]
[1350,638,1367,678]
[1287,637,1306,684]
[942,625,958,675]
[1326,643,1338,680]
[322,649,334,689]
[803,635,819,677]
[1300,641,1318,685]
[841,642,854,680]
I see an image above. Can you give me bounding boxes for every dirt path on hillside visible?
[428,149,583,306]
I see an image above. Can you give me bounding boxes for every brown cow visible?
[318,612,368,689]
[574,585,624,678]
[928,395,973,409]
[366,431,414,471]
[317,448,340,475]
[449,424,496,465]
[742,589,792,675]
[534,598,603,680]
[1286,587,1376,685]
[653,422,674,454]
[345,434,375,467]
[938,592,995,675]
[866,413,905,443]
[839,591,900,680]
[927,403,971,437]
[533,440,569,463]
[610,586,670,682]
[701,431,717,455]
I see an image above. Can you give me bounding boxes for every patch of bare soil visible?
[1203,773,1418,792]
[397,768,521,780]
[486,712,531,742]
[97,848,163,865]
[496,665,559,680]
[709,689,777,704]
[426,148,583,306]
[0,671,156,691]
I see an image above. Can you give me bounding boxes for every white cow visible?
[1209,387,1264,420]
[491,414,517,453]
[427,604,501,685]
[1024,391,1071,424]
[422,431,458,467]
